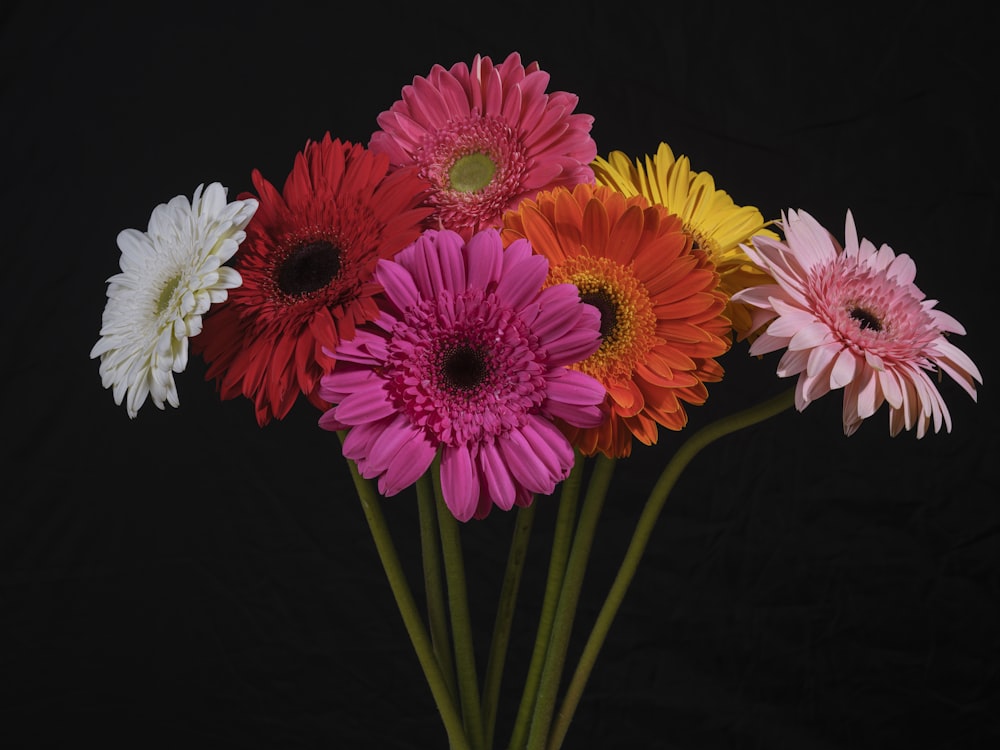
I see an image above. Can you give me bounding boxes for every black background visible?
[2,2,998,748]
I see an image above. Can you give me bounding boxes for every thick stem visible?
[546,387,797,749]
[337,436,470,750]
[417,472,458,703]
[434,461,488,750]
[525,454,616,750]
[506,454,585,750]
[482,502,537,750]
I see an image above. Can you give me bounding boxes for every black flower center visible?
[850,306,883,332]
[580,290,619,341]
[441,344,487,390]
[278,240,341,296]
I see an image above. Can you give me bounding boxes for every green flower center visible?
[278,240,341,296]
[156,274,181,315]
[448,153,496,193]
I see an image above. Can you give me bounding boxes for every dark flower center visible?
[441,344,487,390]
[850,306,883,332]
[277,240,341,296]
[580,290,619,341]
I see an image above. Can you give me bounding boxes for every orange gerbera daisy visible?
[500,183,732,458]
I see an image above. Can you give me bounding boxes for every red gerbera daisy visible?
[193,134,433,426]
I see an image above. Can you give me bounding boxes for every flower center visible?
[419,116,527,232]
[579,290,619,341]
[156,274,181,315]
[448,153,497,193]
[549,256,657,380]
[440,344,488,390]
[849,306,883,332]
[811,256,942,361]
[689,226,721,259]
[382,288,548,446]
[277,239,341,296]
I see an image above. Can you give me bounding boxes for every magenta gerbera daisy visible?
[192,134,433,426]
[732,209,982,437]
[368,52,597,240]
[318,228,607,522]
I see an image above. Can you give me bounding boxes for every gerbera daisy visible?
[500,183,732,458]
[592,142,776,339]
[192,134,433,426]
[318,228,606,522]
[368,51,597,240]
[91,182,257,418]
[731,209,982,437]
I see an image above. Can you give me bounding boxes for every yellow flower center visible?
[448,152,497,193]
[549,256,657,380]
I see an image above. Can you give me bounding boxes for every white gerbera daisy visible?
[91,182,258,417]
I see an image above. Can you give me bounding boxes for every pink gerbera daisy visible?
[732,209,982,437]
[318,228,606,522]
[369,52,597,240]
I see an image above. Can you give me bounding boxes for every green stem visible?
[482,502,537,750]
[506,453,586,750]
[417,472,458,703]
[525,454,616,750]
[433,459,488,750]
[545,387,797,750]
[337,435,470,750]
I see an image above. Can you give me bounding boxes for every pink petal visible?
[318,408,347,432]
[544,326,603,367]
[829,348,858,390]
[788,321,835,351]
[530,284,593,344]
[400,230,467,299]
[878,367,904,409]
[332,384,396,425]
[381,428,438,496]
[478,442,516,511]
[520,416,573,482]
[375,258,421,312]
[440,444,479,521]
[342,419,389,464]
[464,230,504,289]
[499,428,554,495]
[496,243,548,311]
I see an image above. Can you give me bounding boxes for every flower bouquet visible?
[91,52,982,750]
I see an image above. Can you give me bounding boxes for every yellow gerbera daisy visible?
[592,142,777,340]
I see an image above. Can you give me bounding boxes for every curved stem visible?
[417,472,458,703]
[526,454,616,750]
[482,502,537,750]
[506,453,585,750]
[337,435,470,750]
[434,460,487,750]
[546,387,797,750]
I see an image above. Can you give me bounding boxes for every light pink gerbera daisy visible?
[318,227,607,522]
[732,209,982,437]
[368,52,597,240]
